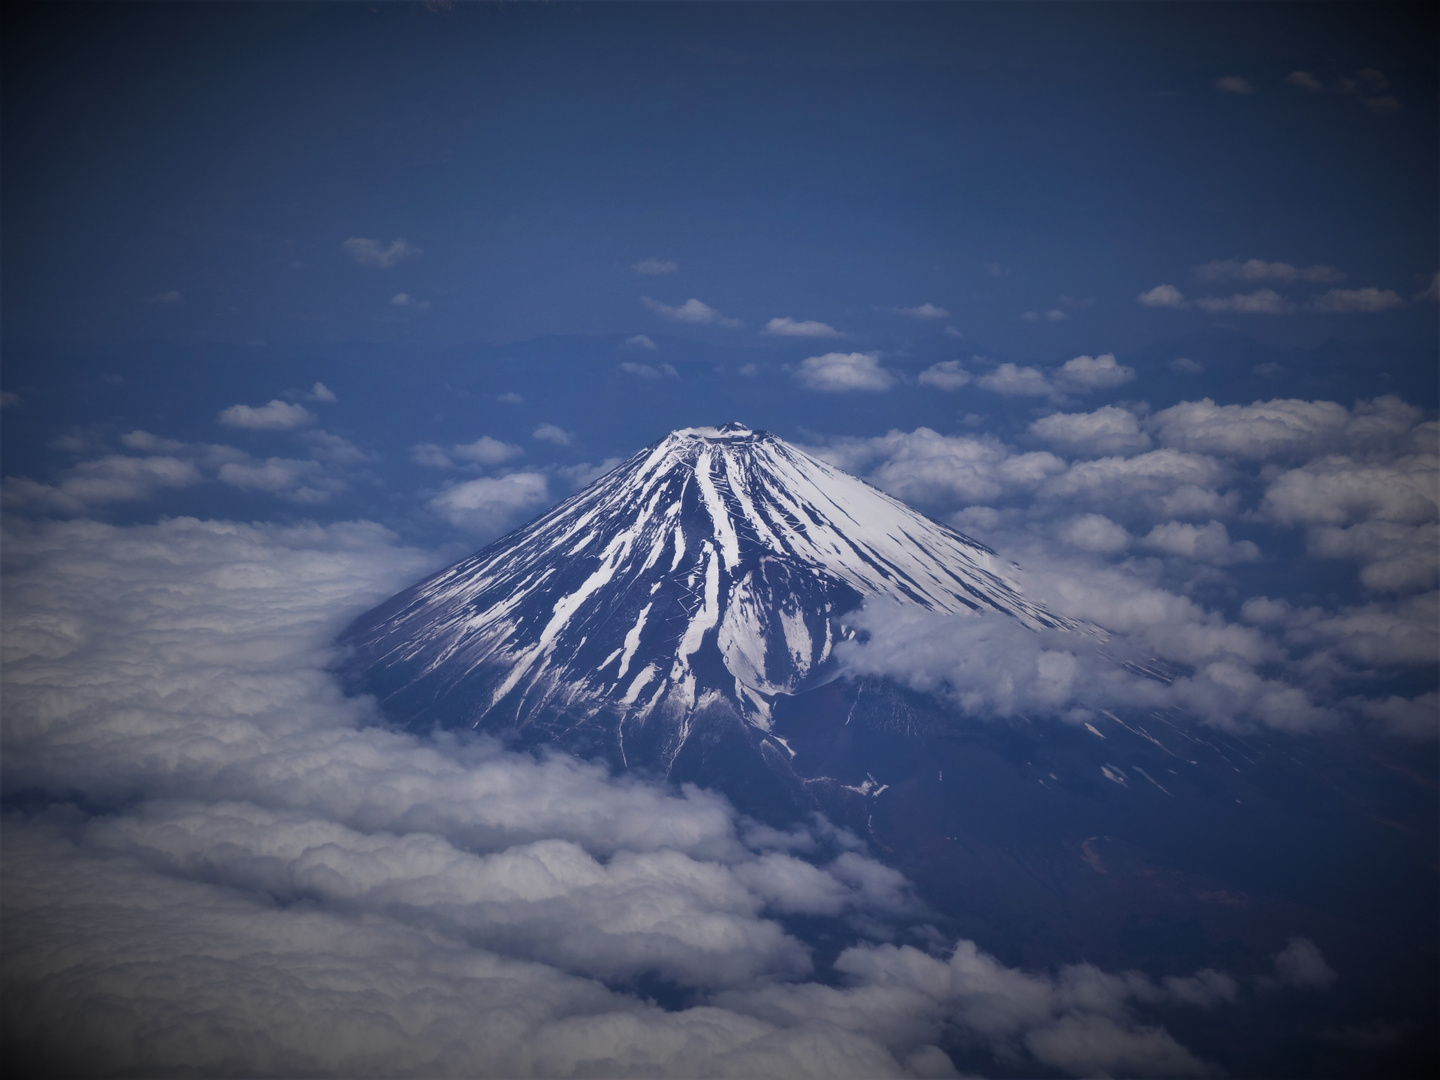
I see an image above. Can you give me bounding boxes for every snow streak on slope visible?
[342,424,1077,760]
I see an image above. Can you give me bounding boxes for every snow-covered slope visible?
[341,423,1076,765]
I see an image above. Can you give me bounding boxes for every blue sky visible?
[2,4,1437,1078]
[4,2,1436,353]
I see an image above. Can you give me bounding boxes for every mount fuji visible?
[341,422,1082,809]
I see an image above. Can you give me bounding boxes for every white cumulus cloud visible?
[642,296,741,327]
[1054,354,1135,392]
[1139,284,1188,308]
[795,352,895,393]
[217,400,315,431]
[765,317,846,338]
[1031,406,1152,457]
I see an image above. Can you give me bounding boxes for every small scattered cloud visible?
[1141,520,1261,565]
[1311,287,1404,314]
[217,400,315,431]
[1195,259,1345,284]
[142,290,182,305]
[533,423,574,446]
[342,237,421,268]
[429,473,551,534]
[1196,289,1293,314]
[217,458,340,503]
[632,258,678,275]
[452,436,525,466]
[978,362,1052,396]
[302,431,367,466]
[409,443,455,468]
[944,326,964,338]
[892,303,949,320]
[619,361,678,379]
[1138,284,1188,309]
[1055,353,1135,392]
[795,352,895,392]
[977,355,1133,399]
[1044,308,1068,321]
[497,392,524,404]
[624,334,657,350]
[1269,937,1338,991]
[1170,357,1204,374]
[1059,513,1131,554]
[1337,68,1399,112]
[737,363,759,377]
[1417,273,1440,303]
[641,296,741,327]
[1,391,19,408]
[390,292,430,309]
[1031,405,1152,457]
[1284,71,1325,93]
[1215,75,1254,95]
[918,360,971,391]
[307,382,338,403]
[763,317,845,338]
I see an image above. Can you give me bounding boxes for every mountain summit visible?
[341,423,1072,782]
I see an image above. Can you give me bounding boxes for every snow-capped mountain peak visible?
[341,423,1074,764]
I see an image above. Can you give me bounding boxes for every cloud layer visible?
[813,393,1437,738]
[0,515,1294,1078]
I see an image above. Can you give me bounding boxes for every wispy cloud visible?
[533,423,574,446]
[632,257,678,275]
[342,237,421,268]
[1195,259,1344,284]
[619,361,678,379]
[1311,287,1404,313]
[891,303,949,320]
[1195,289,1293,314]
[430,473,551,534]
[1215,75,1254,95]
[624,334,657,350]
[1284,70,1324,93]
[918,360,971,391]
[142,290,183,305]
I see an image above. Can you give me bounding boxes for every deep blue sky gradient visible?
[4,2,1436,352]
